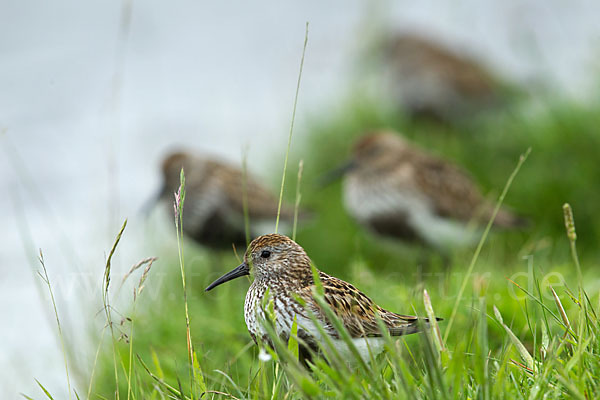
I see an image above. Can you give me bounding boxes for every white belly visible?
[244,285,295,341]
[245,288,386,363]
[294,315,386,363]
[343,177,478,249]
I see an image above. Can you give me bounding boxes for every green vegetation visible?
[30,95,600,399]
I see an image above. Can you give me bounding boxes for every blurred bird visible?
[205,233,438,363]
[381,33,506,122]
[153,151,302,250]
[324,131,527,251]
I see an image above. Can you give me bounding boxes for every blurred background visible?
[1,0,600,398]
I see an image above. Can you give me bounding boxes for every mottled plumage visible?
[382,33,504,122]
[205,234,433,363]
[339,132,526,250]
[158,151,301,249]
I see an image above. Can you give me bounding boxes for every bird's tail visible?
[389,315,443,336]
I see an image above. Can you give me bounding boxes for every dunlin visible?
[326,132,526,250]
[381,33,503,122]
[205,233,435,363]
[156,151,301,250]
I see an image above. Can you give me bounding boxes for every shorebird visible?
[205,233,436,363]
[153,151,302,250]
[324,131,526,251]
[381,33,505,122]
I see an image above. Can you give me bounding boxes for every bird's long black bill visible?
[317,160,356,187]
[205,262,250,292]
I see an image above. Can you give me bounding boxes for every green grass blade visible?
[275,22,309,233]
[444,148,530,342]
[35,379,55,400]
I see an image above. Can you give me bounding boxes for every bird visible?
[205,233,437,364]
[153,151,303,250]
[380,33,507,122]
[324,131,526,251]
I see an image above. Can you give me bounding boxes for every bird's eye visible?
[260,250,271,259]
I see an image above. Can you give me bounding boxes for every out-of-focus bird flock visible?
[149,32,529,255]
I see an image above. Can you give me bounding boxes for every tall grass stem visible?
[275,22,309,233]
[37,250,72,400]
[292,159,304,240]
[444,148,530,342]
[174,169,197,399]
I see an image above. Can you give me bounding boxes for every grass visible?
[23,68,600,400]
[37,250,73,400]
[275,22,308,235]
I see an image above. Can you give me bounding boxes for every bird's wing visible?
[398,149,526,228]
[406,150,486,222]
[390,34,497,97]
[181,174,224,234]
[214,163,296,220]
[300,272,422,338]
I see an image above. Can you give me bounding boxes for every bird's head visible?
[318,131,407,186]
[139,151,192,217]
[351,131,408,169]
[205,234,312,291]
[161,151,192,193]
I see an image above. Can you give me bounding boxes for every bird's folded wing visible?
[216,165,296,219]
[302,273,419,338]
[409,152,484,221]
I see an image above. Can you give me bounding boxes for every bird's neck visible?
[254,265,314,293]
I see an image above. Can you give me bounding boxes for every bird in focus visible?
[154,151,303,250]
[380,33,508,122]
[205,233,437,363]
[325,131,527,251]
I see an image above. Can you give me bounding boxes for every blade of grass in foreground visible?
[241,146,251,247]
[275,22,309,233]
[423,288,445,353]
[37,250,72,400]
[173,169,198,399]
[34,379,55,400]
[493,306,534,371]
[444,148,530,342]
[136,355,190,399]
[125,257,157,400]
[292,159,304,240]
[561,203,591,391]
[103,219,127,400]
[562,203,582,286]
[87,220,127,398]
